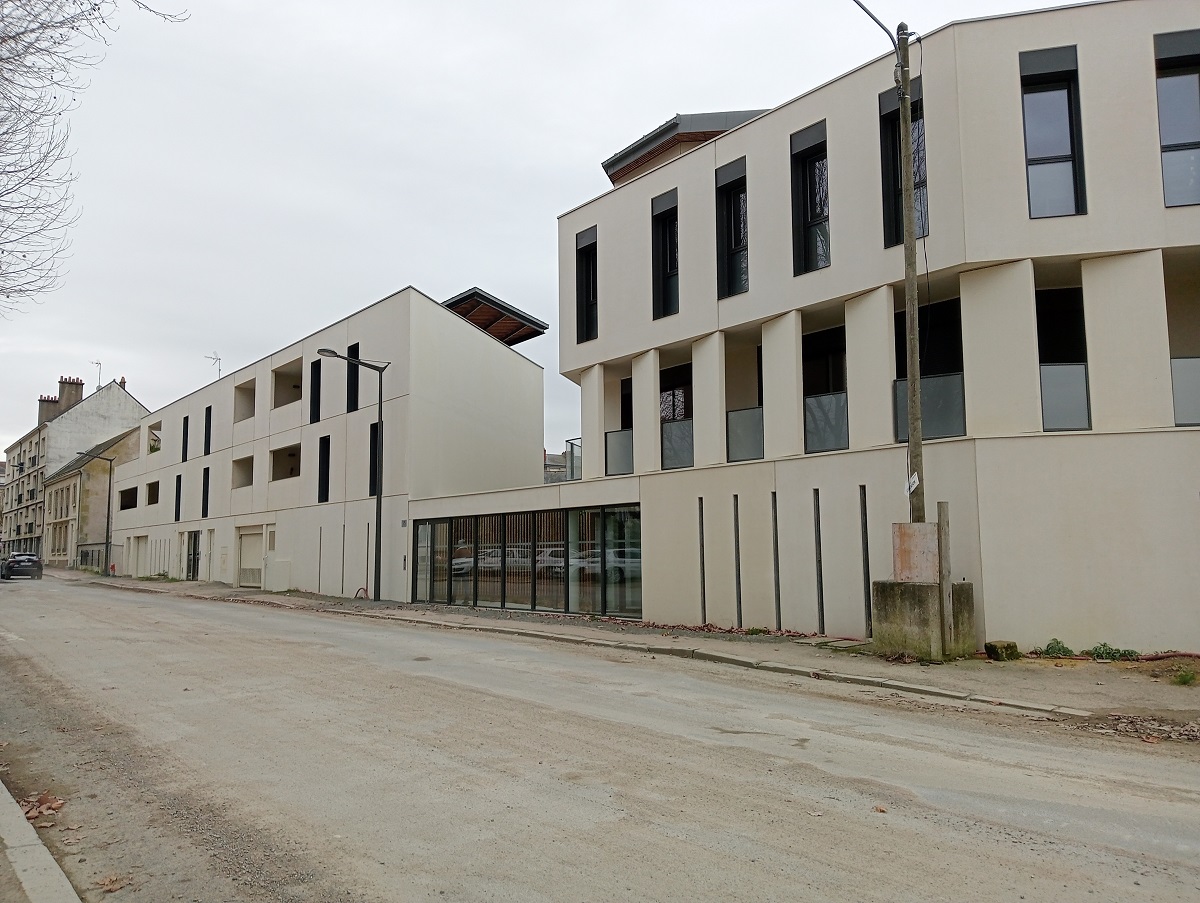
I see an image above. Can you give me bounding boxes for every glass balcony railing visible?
[1172,357,1200,426]
[661,419,694,470]
[894,373,966,442]
[565,438,582,481]
[804,391,849,453]
[605,429,633,476]
[726,407,764,462]
[1040,363,1091,431]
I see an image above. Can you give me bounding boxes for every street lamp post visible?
[76,451,114,576]
[318,348,390,601]
[852,0,926,523]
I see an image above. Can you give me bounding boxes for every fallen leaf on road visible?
[0,741,7,748]
[63,824,83,831]
[63,838,80,846]
[35,821,54,828]
[807,811,823,817]
[873,806,888,813]
[1141,735,1162,744]
[94,874,131,893]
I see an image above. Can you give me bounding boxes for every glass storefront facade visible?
[412,504,641,618]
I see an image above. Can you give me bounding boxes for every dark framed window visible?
[880,78,928,248]
[651,190,679,319]
[317,435,330,503]
[181,415,189,462]
[1020,46,1086,218]
[203,406,212,455]
[715,158,748,298]
[620,377,633,431]
[146,481,160,505]
[893,298,966,441]
[1155,30,1200,207]
[174,474,182,522]
[309,359,322,424]
[118,488,137,511]
[660,363,693,422]
[201,467,210,518]
[791,121,830,274]
[576,227,598,343]
[368,421,379,497]
[1035,288,1091,431]
[346,343,360,412]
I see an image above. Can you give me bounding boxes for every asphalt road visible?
[1,576,1198,902]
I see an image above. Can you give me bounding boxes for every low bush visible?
[1081,642,1140,662]
[1030,637,1075,658]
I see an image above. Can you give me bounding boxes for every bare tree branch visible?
[0,1,187,316]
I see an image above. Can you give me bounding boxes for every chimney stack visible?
[38,394,60,424]
[119,376,126,389]
[58,376,85,411]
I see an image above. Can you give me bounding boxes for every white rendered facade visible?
[538,0,1200,651]
[109,287,543,598]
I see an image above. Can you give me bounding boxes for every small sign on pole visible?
[906,471,920,496]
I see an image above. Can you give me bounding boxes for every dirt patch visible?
[0,647,364,903]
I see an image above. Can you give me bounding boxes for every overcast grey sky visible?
[0,0,1072,456]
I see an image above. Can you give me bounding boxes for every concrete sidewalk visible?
[49,569,1200,723]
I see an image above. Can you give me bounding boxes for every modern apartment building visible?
[108,287,545,597]
[411,0,1200,652]
[2,378,149,557]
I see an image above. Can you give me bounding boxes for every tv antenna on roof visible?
[205,352,222,379]
[90,360,102,391]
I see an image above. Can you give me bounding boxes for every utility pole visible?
[898,23,926,523]
[851,2,926,523]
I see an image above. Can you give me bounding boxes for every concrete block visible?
[871,580,941,661]
[949,583,977,658]
[984,640,1020,661]
[882,680,972,700]
[892,522,939,583]
[693,650,761,668]
[823,639,869,649]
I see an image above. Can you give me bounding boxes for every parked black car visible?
[1,554,43,580]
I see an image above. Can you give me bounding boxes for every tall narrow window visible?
[309,359,322,424]
[1036,288,1091,430]
[346,343,360,412]
[651,190,679,319]
[791,121,830,274]
[576,227,598,343]
[1020,47,1086,218]
[368,422,380,497]
[174,474,182,522]
[201,467,210,518]
[203,406,212,456]
[880,79,928,248]
[1155,29,1200,208]
[317,435,331,503]
[715,158,748,298]
[181,415,189,463]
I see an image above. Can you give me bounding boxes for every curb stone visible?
[318,607,1096,718]
[0,788,82,903]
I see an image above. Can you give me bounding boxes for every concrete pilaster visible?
[692,331,727,466]
[1082,250,1175,431]
[632,349,661,474]
[960,259,1042,436]
[761,310,805,458]
[845,286,896,449]
[579,364,605,480]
